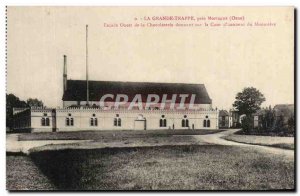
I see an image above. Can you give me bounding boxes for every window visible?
[46,118,50,126]
[41,117,50,126]
[203,116,210,128]
[182,115,189,127]
[65,113,74,126]
[66,118,70,126]
[41,118,45,126]
[159,115,167,127]
[182,119,185,127]
[118,118,121,126]
[114,118,118,126]
[66,116,74,126]
[90,114,98,127]
[66,113,74,126]
[207,120,210,127]
[90,118,94,126]
[95,118,98,126]
[186,119,189,127]
[114,114,121,127]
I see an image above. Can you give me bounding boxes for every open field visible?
[17,129,225,141]
[223,134,294,150]
[21,145,294,190]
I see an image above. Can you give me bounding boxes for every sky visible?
[6,7,294,110]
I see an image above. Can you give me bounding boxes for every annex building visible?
[13,55,219,132]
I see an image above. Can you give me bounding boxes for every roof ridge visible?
[67,79,204,86]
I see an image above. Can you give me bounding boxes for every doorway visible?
[134,120,146,130]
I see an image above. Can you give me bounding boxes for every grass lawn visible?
[17,129,225,141]
[223,135,294,150]
[25,145,294,190]
[234,130,294,137]
[6,153,55,190]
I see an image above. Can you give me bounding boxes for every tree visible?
[26,98,44,108]
[287,116,295,133]
[233,87,266,116]
[275,114,285,133]
[6,94,27,129]
[6,94,45,129]
[241,115,253,133]
[261,106,275,131]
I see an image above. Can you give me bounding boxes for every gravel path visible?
[193,129,294,160]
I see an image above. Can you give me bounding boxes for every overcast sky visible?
[7,7,294,110]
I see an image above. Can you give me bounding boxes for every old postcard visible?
[6,6,295,191]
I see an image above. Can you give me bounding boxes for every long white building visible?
[12,55,219,132]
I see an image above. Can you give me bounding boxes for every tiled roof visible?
[219,110,229,116]
[62,80,212,104]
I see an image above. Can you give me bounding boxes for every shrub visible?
[287,116,295,133]
[241,115,254,133]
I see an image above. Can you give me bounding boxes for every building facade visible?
[13,107,219,132]
[12,55,219,132]
[218,110,230,128]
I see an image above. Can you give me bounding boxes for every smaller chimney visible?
[63,55,67,92]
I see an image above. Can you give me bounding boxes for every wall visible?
[12,108,31,132]
[13,107,219,132]
[63,100,213,110]
[55,108,218,131]
[31,109,54,132]
[219,115,229,128]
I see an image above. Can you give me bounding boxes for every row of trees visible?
[240,109,294,135]
[233,87,294,136]
[6,94,44,129]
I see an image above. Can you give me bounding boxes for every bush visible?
[241,115,254,133]
[287,116,295,133]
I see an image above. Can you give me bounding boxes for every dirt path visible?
[193,129,294,160]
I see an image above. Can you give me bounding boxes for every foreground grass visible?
[6,153,55,190]
[17,129,225,141]
[27,145,294,190]
[223,135,294,150]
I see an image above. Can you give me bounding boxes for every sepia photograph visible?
[6,6,295,191]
